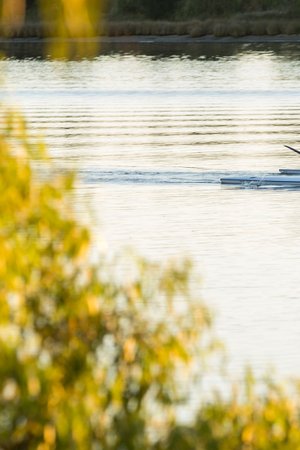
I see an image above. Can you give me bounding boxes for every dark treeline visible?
[108,0,299,19]
[16,0,300,38]
[24,0,300,21]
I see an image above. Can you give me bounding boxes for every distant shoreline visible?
[1,15,300,44]
[1,34,300,44]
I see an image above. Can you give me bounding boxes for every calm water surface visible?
[2,42,300,378]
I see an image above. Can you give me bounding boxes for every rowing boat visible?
[220,174,300,186]
[220,145,300,187]
[279,169,300,175]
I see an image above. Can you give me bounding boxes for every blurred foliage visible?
[2,1,300,450]
[0,0,26,33]
[0,107,214,448]
[0,0,102,56]
[161,375,300,450]
[37,0,102,57]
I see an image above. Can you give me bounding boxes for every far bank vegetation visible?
[11,0,299,38]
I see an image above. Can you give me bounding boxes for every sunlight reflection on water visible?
[2,42,300,378]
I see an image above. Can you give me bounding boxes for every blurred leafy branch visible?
[1,1,300,450]
[0,105,215,448]
[0,0,102,56]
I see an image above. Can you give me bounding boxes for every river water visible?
[2,41,300,378]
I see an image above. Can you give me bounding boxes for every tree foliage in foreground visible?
[162,376,300,450]
[0,107,213,449]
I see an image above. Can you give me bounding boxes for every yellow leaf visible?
[124,337,137,363]
[44,424,56,445]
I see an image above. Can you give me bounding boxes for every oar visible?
[284,145,300,156]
